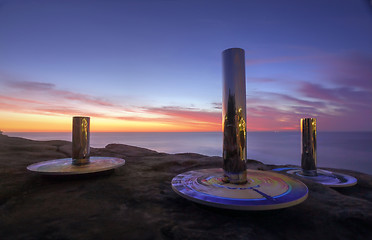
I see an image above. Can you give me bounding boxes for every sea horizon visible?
[4,131,372,175]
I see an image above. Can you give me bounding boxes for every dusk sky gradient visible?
[0,0,371,132]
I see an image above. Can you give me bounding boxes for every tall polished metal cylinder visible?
[222,48,247,184]
[72,116,90,165]
[301,118,317,176]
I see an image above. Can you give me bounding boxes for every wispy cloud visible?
[321,53,372,91]
[211,102,222,110]
[0,95,45,104]
[0,76,222,131]
[1,51,371,132]
[6,81,55,91]
[4,80,118,107]
[300,82,371,107]
[247,77,276,83]
[246,55,318,65]
[143,106,220,124]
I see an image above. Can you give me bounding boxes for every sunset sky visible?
[0,0,371,132]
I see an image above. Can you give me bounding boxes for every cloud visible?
[6,81,55,91]
[0,95,45,104]
[3,79,118,107]
[243,52,372,131]
[269,92,326,108]
[247,91,327,113]
[0,76,222,130]
[247,106,301,131]
[299,82,371,107]
[245,84,372,131]
[245,55,318,65]
[143,106,221,124]
[322,53,372,91]
[0,77,131,118]
[211,102,222,110]
[247,77,276,83]
[1,50,371,132]
[0,102,23,111]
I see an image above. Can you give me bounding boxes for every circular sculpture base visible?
[171,168,308,210]
[272,167,357,187]
[27,157,125,175]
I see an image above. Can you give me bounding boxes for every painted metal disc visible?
[27,157,125,175]
[171,168,308,210]
[272,167,357,187]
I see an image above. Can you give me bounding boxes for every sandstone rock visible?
[0,134,371,240]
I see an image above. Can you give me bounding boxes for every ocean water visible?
[5,131,372,175]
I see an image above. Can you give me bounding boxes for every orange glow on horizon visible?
[0,114,300,133]
[0,109,304,133]
[0,111,222,132]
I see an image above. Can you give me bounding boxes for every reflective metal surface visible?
[27,157,125,175]
[222,48,247,184]
[272,117,357,187]
[27,116,126,176]
[301,118,317,176]
[72,116,90,165]
[272,167,357,187]
[171,168,308,210]
[170,48,310,210]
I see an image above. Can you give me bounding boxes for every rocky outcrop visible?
[0,134,371,240]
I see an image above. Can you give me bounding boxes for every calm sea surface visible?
[5,131,372,175]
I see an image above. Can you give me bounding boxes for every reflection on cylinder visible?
[72,116,90,165]
[222,48,247,184]
[301,118,317,176]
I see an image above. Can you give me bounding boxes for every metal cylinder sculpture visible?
[27,116,126,175]
[272,117,357,187]
[301,118,317,176]
[72,116,90,165]
[170,48,309,210]
[222,48,247,184]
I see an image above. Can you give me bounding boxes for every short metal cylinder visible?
[222,48,247,184]
[301,118,317,176]
[72,116,90,165]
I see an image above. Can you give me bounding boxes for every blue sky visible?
[0,0,371,131]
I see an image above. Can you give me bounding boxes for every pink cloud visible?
[4,80,118,108]
[299,82,371,106]
[271,92,326,108]
[0,95,45,104]
[322,53,372,90]
[1,77,222,130]
[143,106,221,124]
[247,106,300,131]
[0,102,23,111]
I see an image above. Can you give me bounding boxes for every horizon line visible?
[3,130,372,133]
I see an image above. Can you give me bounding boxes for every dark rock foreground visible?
[1,134,372,240]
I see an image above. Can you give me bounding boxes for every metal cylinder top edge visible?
[222,48,247,184]
[301,118,317,176]
[72,116,90,165]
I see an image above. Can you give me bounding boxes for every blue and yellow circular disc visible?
[272,167,357,187]
[171,168,308,210]
[27,157,125,175]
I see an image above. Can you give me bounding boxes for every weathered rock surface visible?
[1,134,371,240]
